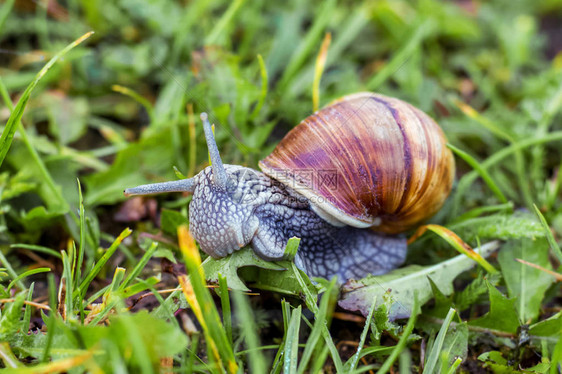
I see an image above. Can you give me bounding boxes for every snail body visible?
[125,92,455,282]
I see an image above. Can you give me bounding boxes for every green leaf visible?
[0,292,25,336]
[469,281,520,334]
[498,238,555,322]
[478,351,518,373]
[425,278,454,318]
[452,213,545,242]
[84,129,177,206]
[202,247,286,292]
[160,208,188,237]
[0,32,93,167]
[339,241,501,320]
[424,308,467,373]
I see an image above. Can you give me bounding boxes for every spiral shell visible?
[259,92,455,234]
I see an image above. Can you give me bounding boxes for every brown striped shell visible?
[259,92,455,234]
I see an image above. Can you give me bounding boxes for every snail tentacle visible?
[124,178,196,196]
[200,113,229,190]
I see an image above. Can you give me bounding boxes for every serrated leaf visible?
[469,281,520,334]
[454,214,545,242]
[339,241,501,320]
[202,247,286,292]
[425,278,454,318]
[0,291,25,336]
[478,351,518,373]
[454,270,501,312]
[498,238,554,322]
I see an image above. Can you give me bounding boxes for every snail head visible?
[124,113,263,258]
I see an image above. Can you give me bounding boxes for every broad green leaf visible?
[201,246,288,292]
[0,292,25,336]
[84,129,176,206]
[339,241,501,320]
[478,351,518,373]
[469,282,520,334]
[452,213,545,242]
[498,238,554,322]
[160,208,188,237]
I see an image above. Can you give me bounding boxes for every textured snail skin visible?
[189,165,407,281]
[260,92,455,234]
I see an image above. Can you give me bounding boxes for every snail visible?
[124,92,455,282]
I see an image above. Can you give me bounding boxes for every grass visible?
[1,0,562,372]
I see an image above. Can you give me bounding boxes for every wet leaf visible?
[469,282,520,334]
[498,238,555,322]
[339,241,501,320]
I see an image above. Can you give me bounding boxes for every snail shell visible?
[259,92,455,234]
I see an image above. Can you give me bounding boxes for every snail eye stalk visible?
[201,113,228,190]
[124,178,196,196]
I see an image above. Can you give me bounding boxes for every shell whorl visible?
[259,92,455,234]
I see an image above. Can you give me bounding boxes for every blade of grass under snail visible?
[291,262,344,372]
[298,278,338,373]
[344,295,377,372]
[312,32,331,112]
[408,224,498,274]
[283,304,302,373]
[232,290,266,373]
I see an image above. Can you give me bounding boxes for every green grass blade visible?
[454,131,562,215]
[533,204,562,264]
[232,290,266,373]
[291,263,344,372]
[0,0,15,34]
[178,226,237,373]
[377,295,420,374]
[278,0,336,88]
[447,144,507,204]
[284,305,302,373]
[423,308,456,373]
[75,180,85,289]
[0,31,93,168]
[10,244,62,259]
[298,278,337,373]
[21,282,35,333]
[120,242,158,289]
[367,20,431,90]
[218,275,233,346]
[346,295,377,372]
[0,250,26,290]
[78,228,132,297]
[204,0,245,45]
[250,54,268,120]
[7,268,51,293]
